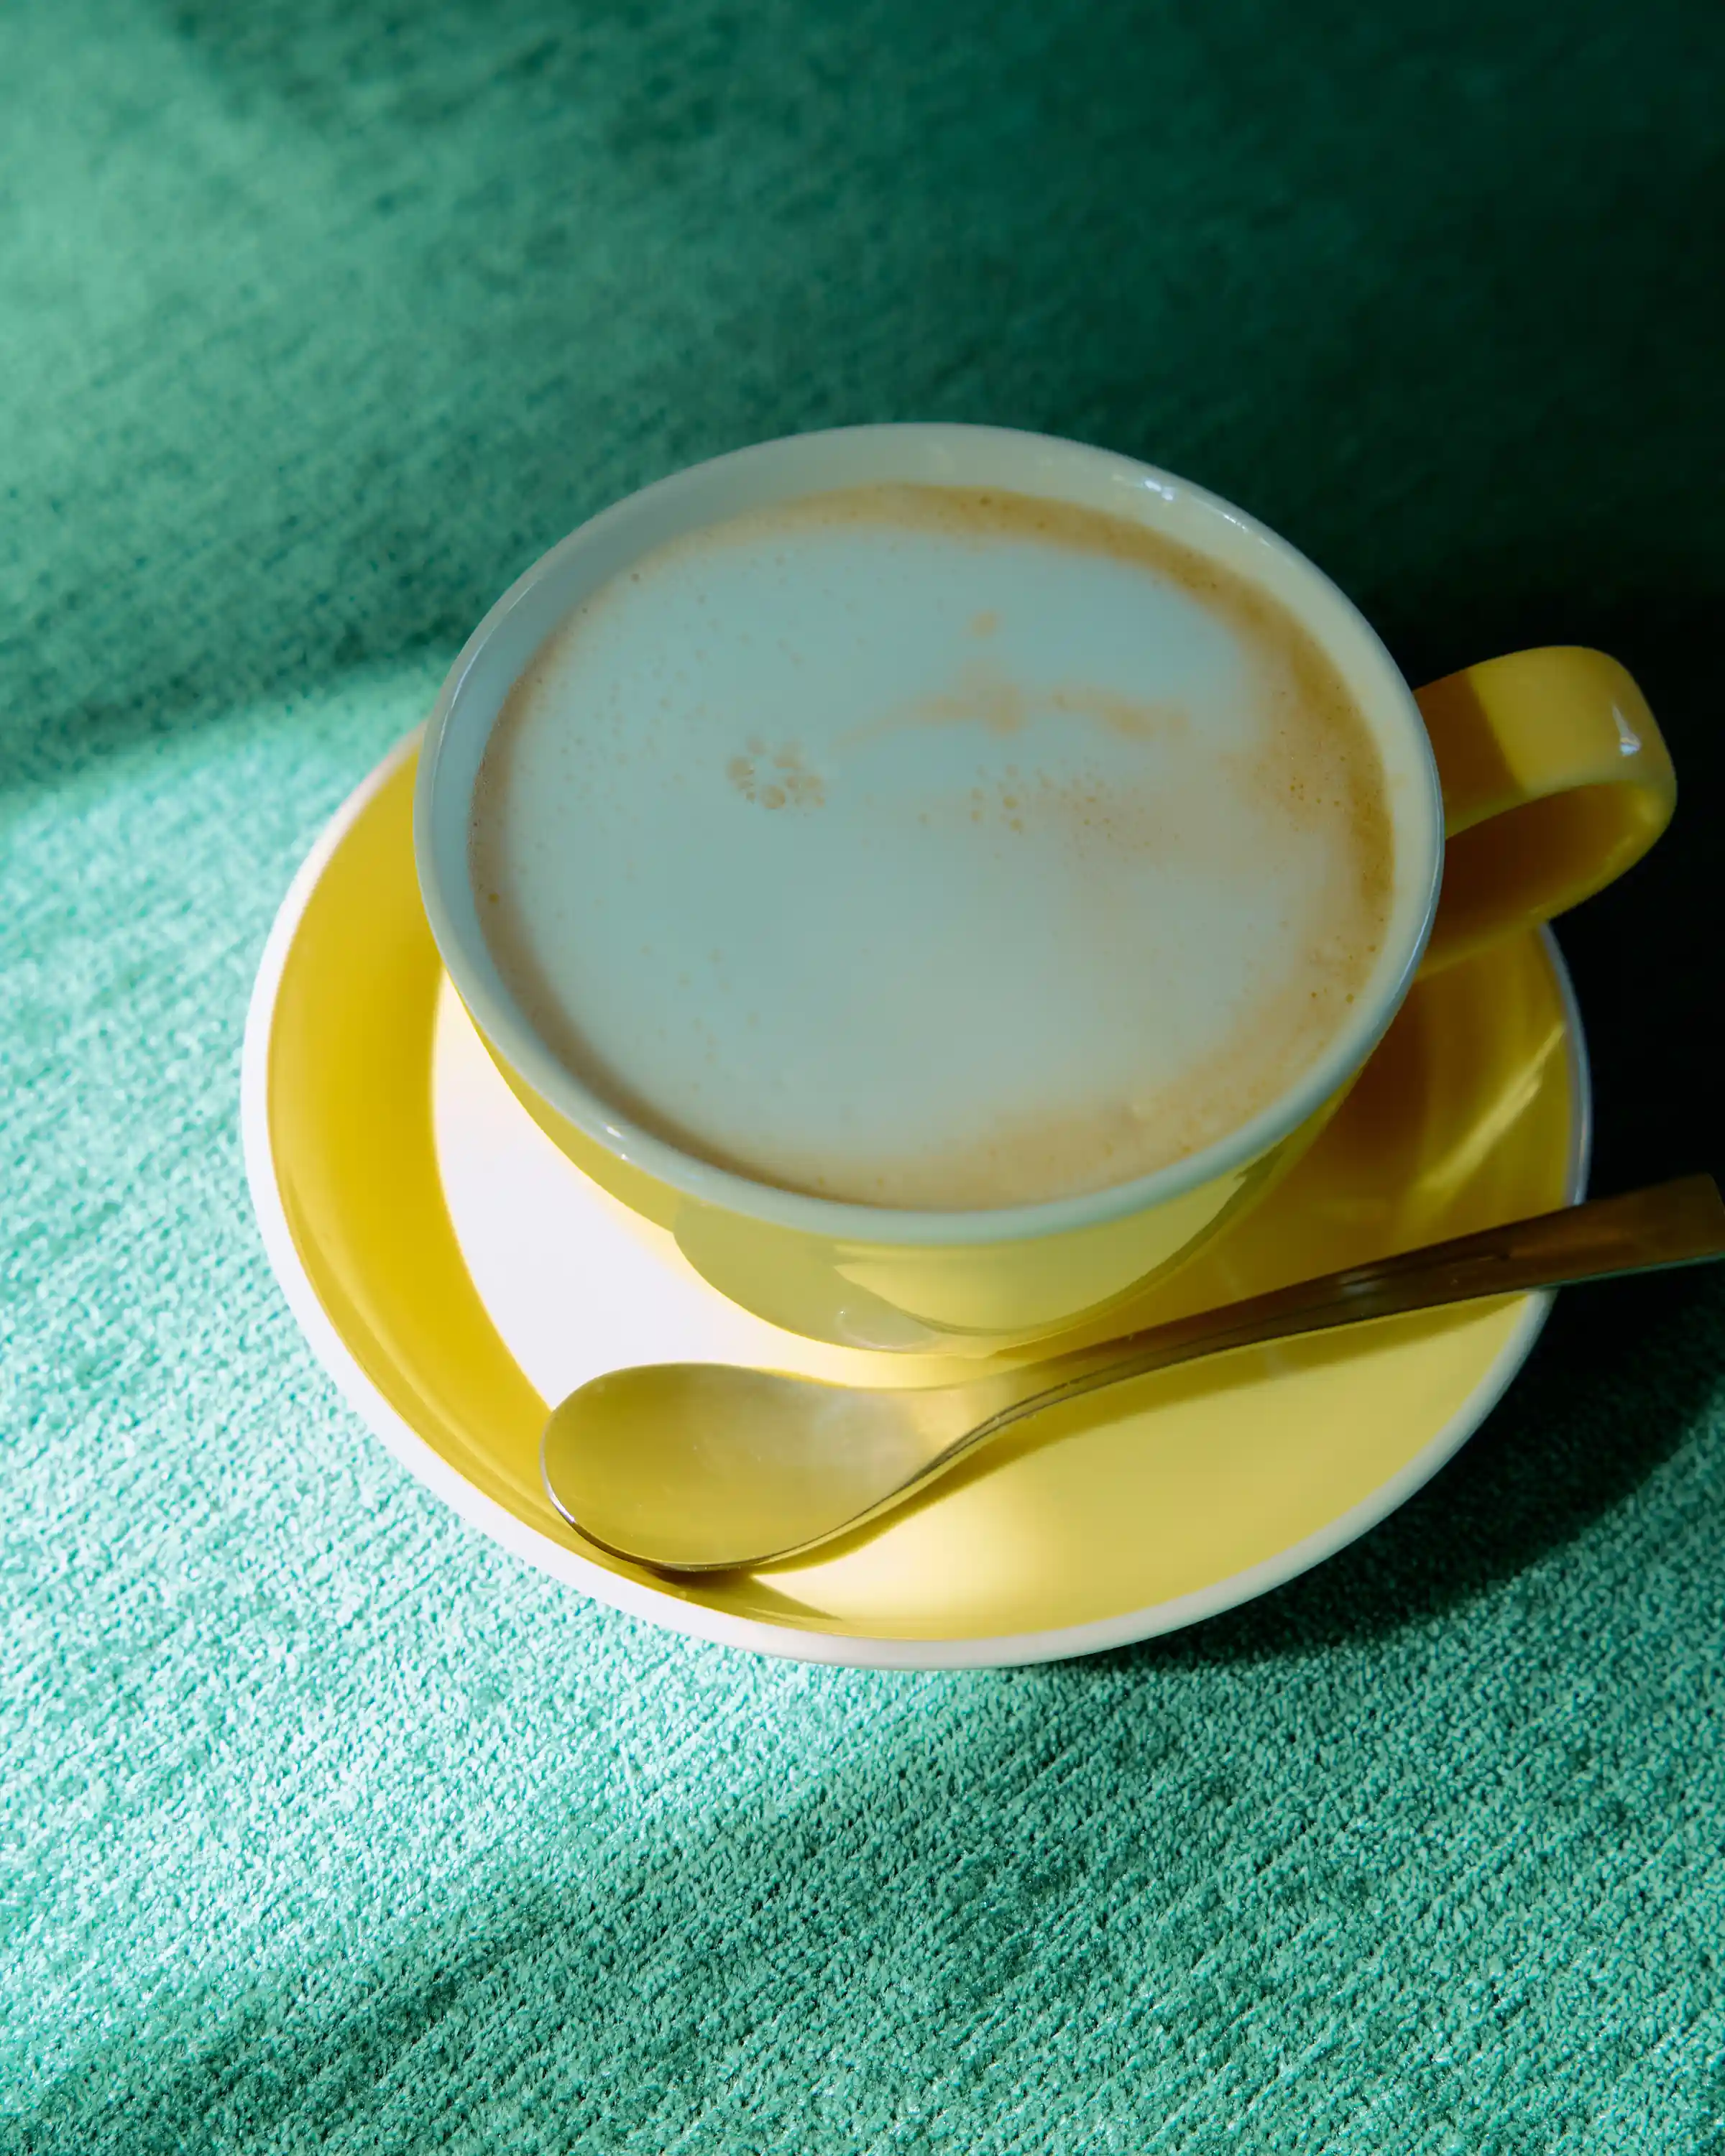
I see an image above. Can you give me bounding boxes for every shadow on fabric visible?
[4,0,1723,811]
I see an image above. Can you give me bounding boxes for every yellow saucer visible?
[242,737,1587,1668]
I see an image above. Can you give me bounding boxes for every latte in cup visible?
[468,483,1394,1210]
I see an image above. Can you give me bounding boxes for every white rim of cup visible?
[415,423,1445,1248]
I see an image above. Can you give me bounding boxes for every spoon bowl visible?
[540,1363,967,1572]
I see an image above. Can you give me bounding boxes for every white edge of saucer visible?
[242,732,1593,1672]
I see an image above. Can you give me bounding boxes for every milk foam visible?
[471,484,1394,1209]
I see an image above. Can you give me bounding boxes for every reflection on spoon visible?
[542,1177,1725,1576]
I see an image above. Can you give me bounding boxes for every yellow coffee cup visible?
[415,426,1673,1353]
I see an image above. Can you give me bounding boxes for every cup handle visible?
[1414,646,1676,972]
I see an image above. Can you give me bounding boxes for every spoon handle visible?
[952,1175,1725,1463]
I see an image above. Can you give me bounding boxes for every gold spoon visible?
[541,1175,1725,1575]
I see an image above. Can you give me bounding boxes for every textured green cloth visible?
[4,0,1725,2147]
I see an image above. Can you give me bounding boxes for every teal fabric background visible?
[4,0,1724,2147]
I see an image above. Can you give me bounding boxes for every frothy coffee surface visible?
[470,484,1394,1209]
